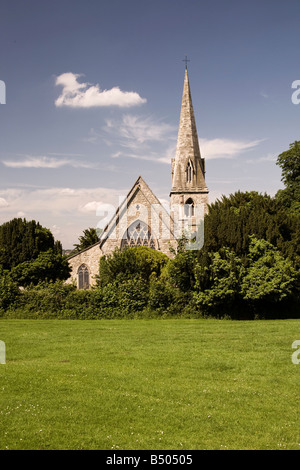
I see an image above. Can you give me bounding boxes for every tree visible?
[72,228,100,253]
[10,249,71,287]
[276,141,300,213]
[203,191,299,263]
[193,247,244,311]
[0,267,20,311]
[0,218,58,270]
[240,236,298,304]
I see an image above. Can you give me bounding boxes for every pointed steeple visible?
[171,68,207,193]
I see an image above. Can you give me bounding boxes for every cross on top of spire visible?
[182,55,190,69]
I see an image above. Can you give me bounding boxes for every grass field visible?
[0,318,299,450]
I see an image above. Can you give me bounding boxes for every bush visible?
[162,250,196,291]
[99,246,169,287]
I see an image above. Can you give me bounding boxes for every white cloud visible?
[17,211,26,218]
[0,197,9,208]
[79,201,103,213]
[0,186,125,247]
[101,114,176,164]
[2,155,96,169]
[51,224,61,236]
[114,114,175,145]
[55,72,147,108]
[200,138,264,160]
[103,114,176,148]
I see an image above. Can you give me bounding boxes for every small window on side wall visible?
[78,264,89,289]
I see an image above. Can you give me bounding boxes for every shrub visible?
[162,250,196,292]
[99,246,169,287]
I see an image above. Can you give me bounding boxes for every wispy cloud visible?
[55,72,147,108]
[2,155,96,169]
[200,138,264,160]
[100,113,177,163]
[83,110,265,167]
[104,114,176,146]
[246,153,277,164]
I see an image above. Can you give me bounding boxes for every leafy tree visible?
[241,236,298,304]
[10,249,71,287]
[72,228,100,253]
[193,247,244,311]
[276,140,300,212]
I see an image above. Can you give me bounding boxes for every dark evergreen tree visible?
[0,218,70,286]
[0,218,56,270]
[203,191,299,265]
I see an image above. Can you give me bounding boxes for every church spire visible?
[170,67,207,193]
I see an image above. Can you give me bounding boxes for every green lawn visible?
[0,318,299,450]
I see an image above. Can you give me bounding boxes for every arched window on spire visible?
[121,220,156,250]
[186,160,194,183]
[78,264,89,289]
[184,198,195,217]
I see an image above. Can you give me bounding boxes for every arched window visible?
[121,220,156,250]
[184,198,195,217]
[78,264,89,289]
[186,160,194,183]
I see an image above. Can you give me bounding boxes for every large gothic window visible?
[186,160,194,183]
[121,220,156,250]
[78,264,89,289]
[184,198,195,217]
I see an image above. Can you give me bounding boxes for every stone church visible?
[67,67,209,288]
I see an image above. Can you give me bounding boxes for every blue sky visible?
[0,0,299,248]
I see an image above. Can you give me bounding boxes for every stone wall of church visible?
[66,243,101,287]
[66,182,178,289]
[100,182,177,259]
